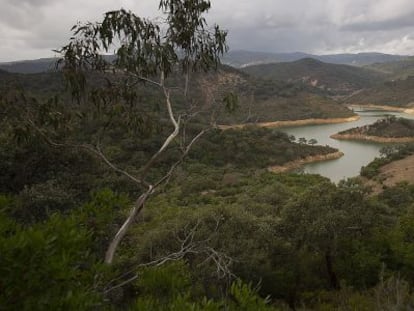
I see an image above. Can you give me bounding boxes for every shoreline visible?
[331,133,414,143]
[348,104,414,115]
[267,151,344,173]
[218,115,360,130]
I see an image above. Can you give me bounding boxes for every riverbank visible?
[268,151,344,173]
[331,133,414,143]
[218,115,360,130]
[348,104,414,115]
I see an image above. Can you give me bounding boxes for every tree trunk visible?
[105,190,151,264]
[325,248,340,290]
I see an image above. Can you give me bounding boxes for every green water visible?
[280,110,414,182]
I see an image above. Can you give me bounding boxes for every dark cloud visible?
[341,11,414,31]
[0,0,414,62]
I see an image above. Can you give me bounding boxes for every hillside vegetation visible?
[366,56,414,80]
[344,76,414,108]
[242,58,387,95]
[0,64,355,125]
[336,116,414,138]
[199,66,355,124]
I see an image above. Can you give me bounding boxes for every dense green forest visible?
[2,1,414,310]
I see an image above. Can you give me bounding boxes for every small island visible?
[331,116,414,143]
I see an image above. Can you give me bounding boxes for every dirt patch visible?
[362,154,414,194]
[268,151,344,173]
[218,116,360,130]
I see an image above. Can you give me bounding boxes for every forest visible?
[2,1,414,310]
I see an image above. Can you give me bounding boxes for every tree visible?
[4,0,229,264]
[298,137,307,145]
[308,138,317,145]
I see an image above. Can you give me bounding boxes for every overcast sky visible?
[1,0,414,62]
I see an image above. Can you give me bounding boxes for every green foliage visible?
[345,75,414,107]
[0,204,102,310]
[129,262,277,311]
[192,127,337,168]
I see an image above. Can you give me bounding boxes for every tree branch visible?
[140,86,181,179]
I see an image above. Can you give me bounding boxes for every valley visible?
[2,5,414,308]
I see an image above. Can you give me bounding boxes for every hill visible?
[0,57,59,74]
[344,76,414,108]
[366,56,414,80]
[1,51,410,74]
[331,116,414,143]
[196,65,355,124]
[0,64,355,124]
[242,58,387,95]
[222,50,409,68]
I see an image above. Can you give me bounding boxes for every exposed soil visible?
[268,151,344,173]
[361,154,414,194]
[218,116,360,130]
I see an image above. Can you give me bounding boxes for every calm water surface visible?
[279,110,414,182]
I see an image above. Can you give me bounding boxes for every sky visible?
[1,0,414,62]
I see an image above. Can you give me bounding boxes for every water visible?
[279,110,414,182]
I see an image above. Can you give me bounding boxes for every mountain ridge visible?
[223,50,410,68]
[0,50,410,74]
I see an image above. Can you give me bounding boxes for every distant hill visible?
[1,51,409,74]
[222,50,409,68]
[242,58,387,95]
[0,58,59,74]
[366,56,414,80]
[344,76,414,108]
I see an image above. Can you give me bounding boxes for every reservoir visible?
[280,109,414,183]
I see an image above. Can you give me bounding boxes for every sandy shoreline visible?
[348,104,414,115]
[268,151,344,173]
[218,115,360,130]
[331,133,414,143]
